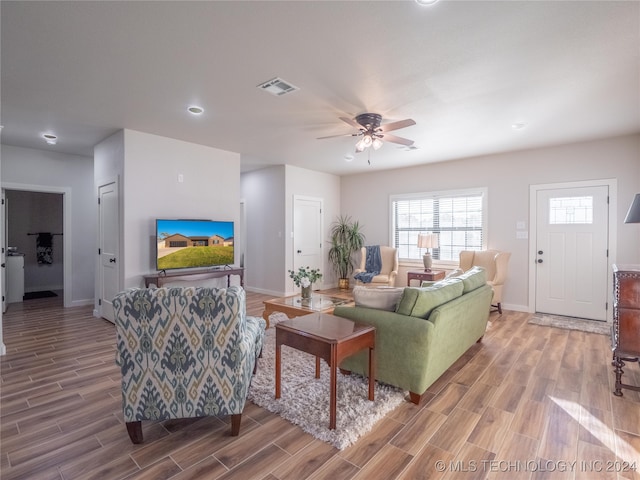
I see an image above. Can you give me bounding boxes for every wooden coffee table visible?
[275,312,376,430]
[263,293,351,328]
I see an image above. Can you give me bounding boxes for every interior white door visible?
[1,190,6,313]
[535,185,609,321]
[98,181,119,323]
[293,196,323,284]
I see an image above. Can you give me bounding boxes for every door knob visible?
[109,258,116,263]
[538,250,543,255]
[537,259,543,263]
[297,250,302,254]
[1,263,4,268]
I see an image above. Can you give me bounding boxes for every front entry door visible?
[293,196,323,287]
[535,185,609,321]
[98,181,119,323]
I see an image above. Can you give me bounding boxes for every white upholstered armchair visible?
[353,246,399,287]
[459,250,511,314]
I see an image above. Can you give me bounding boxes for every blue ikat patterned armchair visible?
[114,286,265,443]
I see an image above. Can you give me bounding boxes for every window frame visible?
[389,187,488,267]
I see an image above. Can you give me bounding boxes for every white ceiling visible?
[1,1,639,175]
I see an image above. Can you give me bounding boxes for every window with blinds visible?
[390,189,487,263]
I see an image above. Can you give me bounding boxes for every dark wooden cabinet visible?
[612,264,640,396]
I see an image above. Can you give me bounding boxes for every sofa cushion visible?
[458,266,487,293]
[395,279,464,318]
[446,268,464,278]
[353,286,404,311]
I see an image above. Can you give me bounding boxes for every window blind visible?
[391,190,485,262]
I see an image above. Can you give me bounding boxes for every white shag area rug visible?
[247,314,406,450]
[529,313,610,335]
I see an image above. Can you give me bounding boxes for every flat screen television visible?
[156,219,234,271]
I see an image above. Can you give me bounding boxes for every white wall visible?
[241,166,286,295]
[285,165,341,292]
[1,144,96,305]
[240,164,342,296]
[122,130,241,289]
[341,134,640,311]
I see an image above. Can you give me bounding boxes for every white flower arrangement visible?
[288,266,322,288]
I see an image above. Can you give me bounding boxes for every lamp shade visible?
[624,194,640,223]
[417,233,439,249]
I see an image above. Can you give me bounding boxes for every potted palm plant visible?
[328,215,365,290]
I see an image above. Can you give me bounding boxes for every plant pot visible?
[301,285,312,299]
[338,278,350,290]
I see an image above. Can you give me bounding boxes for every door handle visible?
[297,250,302,254]
[109,258,116,263]
[1,263,4,268]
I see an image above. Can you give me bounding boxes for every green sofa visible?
[333,267,493,404]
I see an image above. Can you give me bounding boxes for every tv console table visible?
[143,268,244,288]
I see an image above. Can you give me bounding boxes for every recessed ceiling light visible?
[43,133,57,145]
[344,154,354,162]
[187,106,204,115]
[415,0,439,5]
[512,122,526,130]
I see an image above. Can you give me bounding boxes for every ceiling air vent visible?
[257,77,299,96]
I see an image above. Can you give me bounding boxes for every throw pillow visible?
[353,286,404,311]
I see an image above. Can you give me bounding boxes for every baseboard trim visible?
[243,286,284,297]
[501,303,529,313]
[70,299,94,307]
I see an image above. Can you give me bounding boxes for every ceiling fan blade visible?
[378,118,416,132]
[381,133,414,146]
[339,116,363,129]
[317,133,358,140]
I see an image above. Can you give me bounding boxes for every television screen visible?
[156,219,234,271]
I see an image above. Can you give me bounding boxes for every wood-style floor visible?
[1,291,639,480]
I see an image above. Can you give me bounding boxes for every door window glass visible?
[549,196,593,224]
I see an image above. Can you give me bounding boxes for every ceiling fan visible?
[318,113,416,153]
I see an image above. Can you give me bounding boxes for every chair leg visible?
[126,421,143,444]
[230,414,242,436]
[253,350,262,375]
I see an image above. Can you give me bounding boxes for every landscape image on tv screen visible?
[156,219,234,270]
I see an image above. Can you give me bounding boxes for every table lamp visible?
[624,194,640,223]
[417,233,439,271]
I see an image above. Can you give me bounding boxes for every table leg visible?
[275,342,282,399]
[315,356,321,378]
[329,346,337,430]
[368,346,375,401]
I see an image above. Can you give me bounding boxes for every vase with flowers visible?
[288,266,322,299]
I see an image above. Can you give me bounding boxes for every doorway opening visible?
[2,184,72,308]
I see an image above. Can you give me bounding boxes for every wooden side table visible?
[275,313,375,430]
[407,269,445,286]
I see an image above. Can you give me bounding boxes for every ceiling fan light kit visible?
[318,112,416,160]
